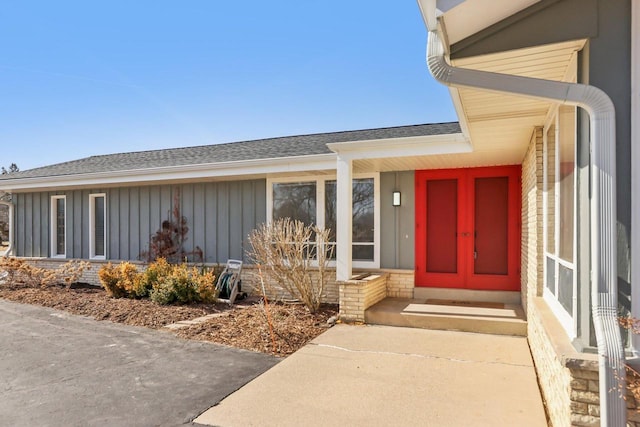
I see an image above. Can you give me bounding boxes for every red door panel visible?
[415,166,521,291]
[474,177,509,275]
[426,179,458,274]
[415,169,465,288]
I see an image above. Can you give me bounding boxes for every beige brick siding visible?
[338,273,388,322]
[520,127,640,426]
[521,127,544,317]
[237,266,340,304]
[385,270,414,298]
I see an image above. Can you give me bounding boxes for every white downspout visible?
[0,200,14,257]
[417,2,625,426]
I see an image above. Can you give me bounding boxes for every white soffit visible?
[441,0,541,45]
[448,39,585,167]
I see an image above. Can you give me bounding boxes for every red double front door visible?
[415,166,521,291]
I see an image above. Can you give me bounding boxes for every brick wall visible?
[521,127,544,317]
[239,265,340,304]
[519,128,640,426]
[338,273,388,322]
[385,270,414,298]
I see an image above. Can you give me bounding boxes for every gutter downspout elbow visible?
[425,24,625,427]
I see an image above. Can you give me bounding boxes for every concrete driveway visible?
[196,324,548,427]
[0,299,278,427]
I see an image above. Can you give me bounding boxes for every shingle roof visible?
[1,122,460,180]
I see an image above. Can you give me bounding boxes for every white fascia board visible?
[0,154,337,192]
[326,133,471,160]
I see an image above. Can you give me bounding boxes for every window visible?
[544,105,577,336]
[268,174,379,267]
[0,202,10,255]
[50,196,66,258]
[90,194,106,259]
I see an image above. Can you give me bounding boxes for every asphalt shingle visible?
[1,122,460,180]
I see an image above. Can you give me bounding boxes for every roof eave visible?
[327,132,470,159]
[0,153,337,192]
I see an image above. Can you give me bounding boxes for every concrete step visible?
[365,298,527,336]
[413,288,521,304]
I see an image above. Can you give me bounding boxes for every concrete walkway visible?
[196,324,547,427]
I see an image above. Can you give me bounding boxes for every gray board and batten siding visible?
[380,171,415,269]
[14,180,266,263]
[13,172,415,270]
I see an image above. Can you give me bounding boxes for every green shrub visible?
[99,260,216,304]
[137,258,172,298]
[148,262,216,305]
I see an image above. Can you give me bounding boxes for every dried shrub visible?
[619,316,640,406]
[139,190,203,263]
[0,257,90,288]
[248,218,334,313]
[56,260,92,289]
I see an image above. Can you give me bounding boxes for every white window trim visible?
[89,193,106,260]
[631,0,640,355]
[266,173,380,269]
[542,106,578,338]
[50,195,66,258]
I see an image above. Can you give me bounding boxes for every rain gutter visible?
[417,1,626,425]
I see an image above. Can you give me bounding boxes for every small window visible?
[50,196,66,258]
[90,194,106,259]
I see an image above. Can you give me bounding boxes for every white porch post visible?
[336,155,352,281]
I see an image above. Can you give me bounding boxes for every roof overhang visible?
[436,0,541,45]
[420,0,585,166]
[0,154,337,192]
[0,132,469,192]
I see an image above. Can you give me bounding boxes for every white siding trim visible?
[631,0,640,355]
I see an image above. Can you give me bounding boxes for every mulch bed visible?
[0,283,338,357]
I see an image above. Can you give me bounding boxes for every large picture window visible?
[50,196,66,258]
[268,174,379,267]
[544,105,577,336]
[90,194,106,259]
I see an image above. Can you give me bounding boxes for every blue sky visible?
[1,1,456,171]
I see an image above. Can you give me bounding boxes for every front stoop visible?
[365,297,527,336]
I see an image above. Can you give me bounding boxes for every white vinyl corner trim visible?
[419,1,625,425]
[0,200,14,257]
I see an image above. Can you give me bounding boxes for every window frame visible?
[89,193,107,260]
[266,173,380,269]
[50,195,67,258]
[542,105,578,338]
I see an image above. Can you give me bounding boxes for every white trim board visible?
[631,0,640,355]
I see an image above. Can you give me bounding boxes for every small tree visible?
[248,218,334,313]
[1,163,19,175]
[140,189,202,263]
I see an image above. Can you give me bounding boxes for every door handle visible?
[461,232,471,237]
[474,251,478,259]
